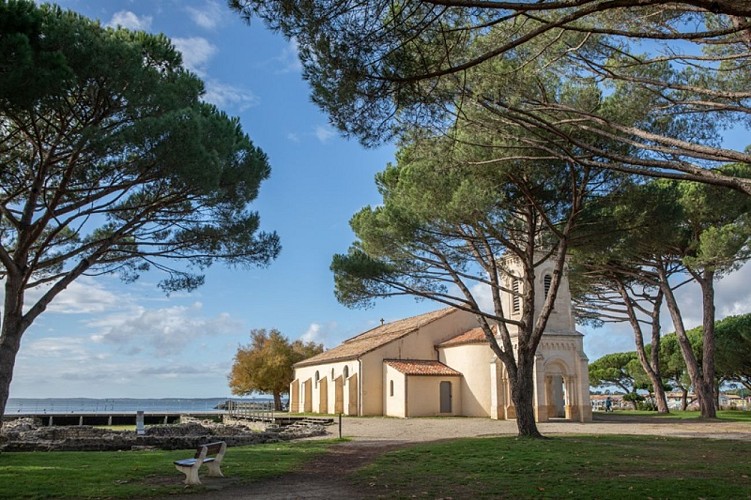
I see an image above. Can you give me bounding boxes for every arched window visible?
[389,380,394,397]
[314,370,320,388]
[512,278,521,313]
[543,274,552,298]
[331,368,335,380]
[343,366,349,379]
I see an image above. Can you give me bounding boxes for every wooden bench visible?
[173,441,226,485]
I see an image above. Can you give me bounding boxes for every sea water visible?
[4,397,272,414]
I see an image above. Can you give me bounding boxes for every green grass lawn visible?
[354,435,751,498]
[2,430,750,499]
[0,439,334,499]
[597,409,751,422]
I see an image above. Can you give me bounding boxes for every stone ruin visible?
[0,416,329,452]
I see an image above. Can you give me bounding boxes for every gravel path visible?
[164,413,751,499]
[334,413,751,442]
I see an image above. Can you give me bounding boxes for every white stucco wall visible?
[358,310,477,416]
[292,360,358,415]
[439,344,493,417]
[406,376,462,417]
[383,365,407,417]
[291,292,591,422]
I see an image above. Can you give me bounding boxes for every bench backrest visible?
[193,441,226,459]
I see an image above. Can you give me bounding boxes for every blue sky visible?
[9,0,751,399]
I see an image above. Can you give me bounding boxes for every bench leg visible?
[205,461,224,478]
[175,464,202,485]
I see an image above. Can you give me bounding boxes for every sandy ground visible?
[164,413,751,499]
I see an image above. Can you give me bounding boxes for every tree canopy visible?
[590,313,751,410]
[233,0,751,193]
[588,352,644,395]
[714,314,751,390]
[330,99,619,436]
[228,329,323,410]
[678,314,751,391]
[570,167,750,417]
[0,1,279,418]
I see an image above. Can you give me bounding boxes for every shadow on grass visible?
[592,409,751,423]
[353,434,751,499]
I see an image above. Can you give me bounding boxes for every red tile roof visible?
[438,327,491,347]
[384,359,462,376]
[295,308,458,367]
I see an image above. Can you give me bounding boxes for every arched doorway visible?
[549,374,566,418]
[544,360,572,420]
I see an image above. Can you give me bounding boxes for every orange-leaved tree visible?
[228,329,322,410]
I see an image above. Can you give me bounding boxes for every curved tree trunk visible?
[0,252,96,425]
[649,292,669,413]
[0,325,23,421]
[617,282,669,413]
[696,270,718,419]
[660,269,717,418]
[0,276,30,425]
[512,350,543,438]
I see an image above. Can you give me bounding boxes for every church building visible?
[290,258,592,422]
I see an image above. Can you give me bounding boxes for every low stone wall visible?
[0,417,328,452]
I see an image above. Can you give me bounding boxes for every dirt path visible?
[166,440,401,499]
[164,414,751,499]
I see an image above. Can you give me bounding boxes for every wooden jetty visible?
[226,401,334,426]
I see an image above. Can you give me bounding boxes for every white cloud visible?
[276,38,302,73]
[202,80,258,111]
[107,11,153,31]
[172,37,217,76]
[469,282,494,313]
[300,321,337,346]
[186,0,224,30]
[314,125,336,143]
[663,261,751,332]
[287,132,300,143]
[54,360,224,382]
[139,364,204,376]
[301,323,322,343]
[24,277,124,315]
[582,322,635,362]
[713,262,751,317]
[94,302,242,356]
[22,336,94,361]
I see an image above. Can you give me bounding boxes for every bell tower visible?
[495,253,592,422]
[501,255,576,335]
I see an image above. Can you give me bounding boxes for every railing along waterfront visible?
[225,400,276,423]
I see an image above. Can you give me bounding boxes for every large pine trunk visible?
[512,349,543,438]
[0,328,22,424]
[649,294,669,413]
[698,273,717,419]
[618,283,669,413]
[0,278,29,424]
[660,268,717,418]
[633,333,669,413]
